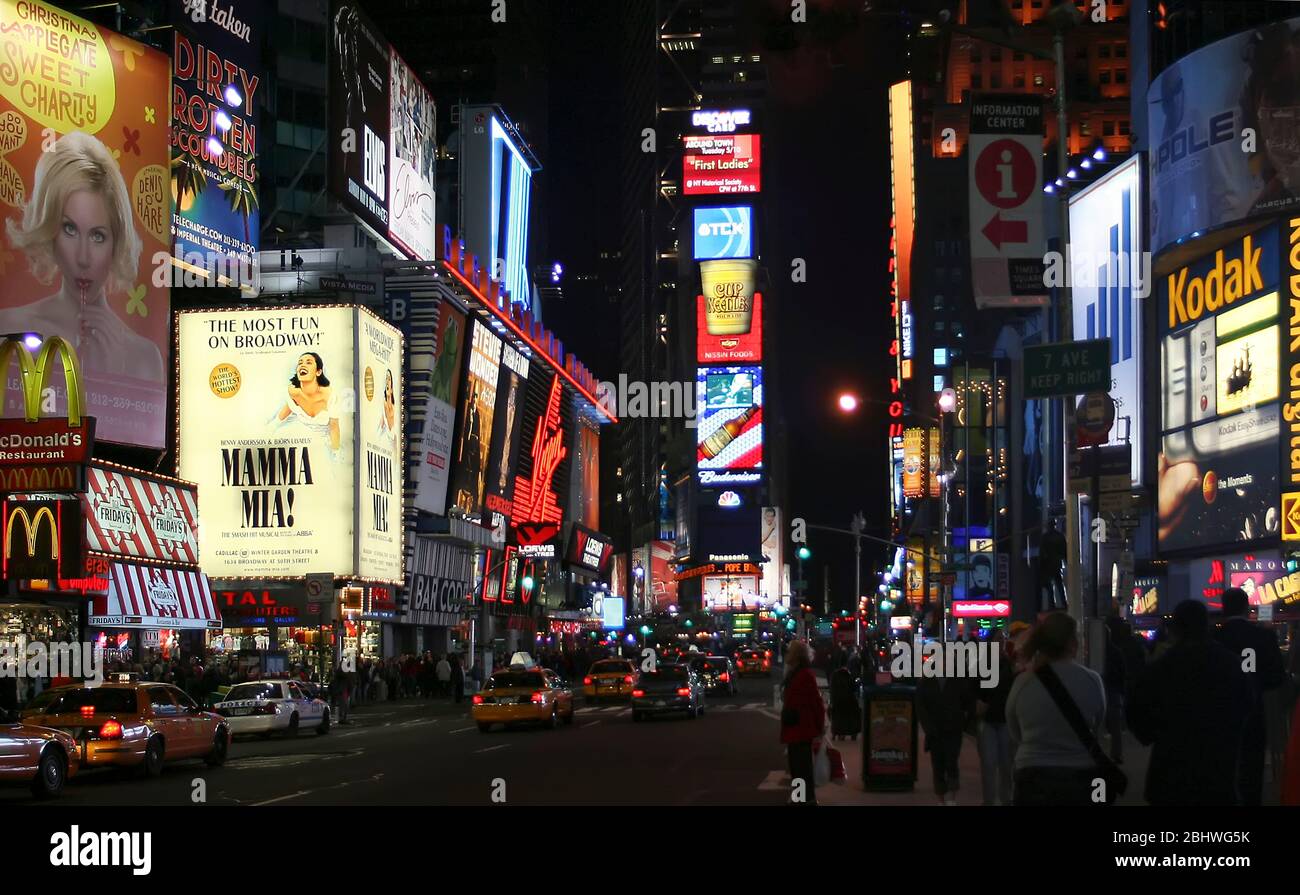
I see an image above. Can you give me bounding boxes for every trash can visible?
[862,678,919,791]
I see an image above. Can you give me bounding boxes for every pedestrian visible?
[975,629,1016,806]
[1102,621,1128,764]
[1214,587,1286,806]
[779,639,825,805]
[1282,695,1300,806]
[450,654,465,704]
[1005,612,1108,806]
[1129,599,1252,805]
[828,665,860,740]
[436,653,452,698]
[846,647,863,682]
[915,634,974,806]
[329,660,352,726]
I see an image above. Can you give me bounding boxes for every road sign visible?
[1097,444,1132,493]
[968,95,1047,309]
[1024,339,1111,398]
[306,572,333,599]
[1073,393,1115,448]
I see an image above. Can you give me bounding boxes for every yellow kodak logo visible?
[1167,235,1265,329]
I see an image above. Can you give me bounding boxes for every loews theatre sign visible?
[0,337,94,493]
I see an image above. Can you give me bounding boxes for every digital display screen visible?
[696,366,763,486]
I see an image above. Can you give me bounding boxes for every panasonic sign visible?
[693,206,753,260]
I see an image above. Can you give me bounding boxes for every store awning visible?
[89,564,221,630]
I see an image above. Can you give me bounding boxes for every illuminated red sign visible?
[951,600,1012,618]
[697,292,763,363]
[513,376,567,529]
[683,134,761,195]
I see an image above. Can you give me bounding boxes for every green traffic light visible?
[797,547,811,561]
[685,620,693,627]
[640,625,651,635]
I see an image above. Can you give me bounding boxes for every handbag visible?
[812,738,831,786]
[827,745,847,783]
[1036,664,1128,805]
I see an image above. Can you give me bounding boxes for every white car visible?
[214,681,330,737]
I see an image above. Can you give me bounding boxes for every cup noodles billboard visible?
[683,134,761,196]
[176,306,405,582]
[698,260,762,364]
[0,1,171,448]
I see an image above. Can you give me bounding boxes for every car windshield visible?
[224,683,282,701]
[591,662,631,675]
[487,672,546,690]
[23,688,64,711]
[47,689,137,714]
[642,667,689,681]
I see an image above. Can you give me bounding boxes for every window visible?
[1034,74,1045,87]
[1080,120,1091,136]
[1100,70,1111,85]
[935,321,946,333]
[1116,44,1127,59]
[1013,51,1025,62]
[1103,120,1116,136]
[1116,70,1127,84]
[1014,73,1026,88]
[971,72,983,89]
[172,689,199,712]
[934,295,946,310]
[1099,45,1111,59]
[991,71,1003,89]
[148,687,178,717]
[971,46,982,62]
[1119,119,1130,135]
[990,49,1002,63]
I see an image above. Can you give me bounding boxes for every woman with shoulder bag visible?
[780,640,827,805]
[1005,612,1124,805]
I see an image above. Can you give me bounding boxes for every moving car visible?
[214,680,330,737]
[632,664,705,721]
[736,649,771,677]
[0,708,78,798]
[688,655,738,695]
[26,678,230,776]
[473,668,575,732]
[583,658,638,703]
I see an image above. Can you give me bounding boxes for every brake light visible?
[531,692,546,705]
[583,676,593,685]
[632,689,645,698]
[79,705,95,718]
[719,673,729,682]
[624,675,634,684]
[676,687,691,697]
[99,720,122,739]
[763,661,771,668]
[472,694,484,706]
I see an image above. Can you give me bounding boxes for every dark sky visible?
[539,0,901,611]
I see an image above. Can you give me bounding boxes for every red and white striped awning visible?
[89,563,221,630]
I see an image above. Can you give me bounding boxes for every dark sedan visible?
[686,655,737,696]
[631,665,705,721]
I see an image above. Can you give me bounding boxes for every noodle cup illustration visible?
[700,259,757,335]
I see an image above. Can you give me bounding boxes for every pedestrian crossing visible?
[573,702,769,715]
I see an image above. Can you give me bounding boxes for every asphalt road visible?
[3,674,800,807]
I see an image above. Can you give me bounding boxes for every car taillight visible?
[472,694,484,705]
[99,720,122,739]
[763,660,771,668]
[623,675,634,684]
[676,687,691,697]
[583,676,593,685]
[531,692,545,705]
[632,689,645,698]
[80,705,95,718]
[719,673,729,682]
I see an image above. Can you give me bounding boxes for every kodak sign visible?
[1165,232,1270,330]
[1282,218,1300,518]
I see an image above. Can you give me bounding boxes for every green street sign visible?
[1023,339,1111,399]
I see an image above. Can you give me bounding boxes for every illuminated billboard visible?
[413,301,467,515]
[693,206,753,259]
[459,106,536,310]
[176,307,404,581]
[482,342,529,530]
[1069,155,1145,486]
[169,0,263,291]
[329,2,437,261]
[696,366,763,486]
[697,291,762,365]
[448,320,502,521]
[683,134,761,196]
[0,1,171,448]
[1159,225,1280,553]
[902,428,925,499]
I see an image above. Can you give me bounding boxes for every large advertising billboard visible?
[512,372,570,536]
[1069,155,1146,486]
[683,134,761,196]
[1149,17,1300,255]
[696,366,762,486]
[1159,225,1281,553]
[482,342,529,529]
[448,320,502,520]
[693,206,753,259]
[413,302,466,516]
[176,306,404,581]
[169,0,263,290]
[329,1,436,260]
[0,1,171,447]
[697,260,762,364]
[459,107,534,310]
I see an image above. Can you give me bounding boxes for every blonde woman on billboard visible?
[376,368,400,454]
[269,352,344,470]
[2,131,163,382]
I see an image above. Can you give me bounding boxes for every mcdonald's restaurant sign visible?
[0,337,94,493]
[2,496,82,581]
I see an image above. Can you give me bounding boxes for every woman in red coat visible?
[781,640,826,805]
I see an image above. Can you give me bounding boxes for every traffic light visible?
[797,547,811,561]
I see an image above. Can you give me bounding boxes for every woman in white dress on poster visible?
[269,352,346,478]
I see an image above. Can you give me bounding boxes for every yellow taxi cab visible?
[25,676,231,776]
[582,658,638,702]
[737,649,771,676]
[473,667,575,732]
[0,707,79,799]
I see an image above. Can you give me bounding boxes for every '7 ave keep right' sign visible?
[1023,339,1111,399]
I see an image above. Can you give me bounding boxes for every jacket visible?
[780,666,825,745]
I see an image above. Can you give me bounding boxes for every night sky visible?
[540,0,900,610]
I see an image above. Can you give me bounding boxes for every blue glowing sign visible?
[602,596,625,630]
[693,206,753,259]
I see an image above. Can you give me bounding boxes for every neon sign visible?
[513,375,567,528]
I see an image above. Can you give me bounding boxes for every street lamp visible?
[838,393,859,413]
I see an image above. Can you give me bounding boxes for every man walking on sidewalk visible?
[436,654,452,699]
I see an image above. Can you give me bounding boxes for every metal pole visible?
[855,534,862,650]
